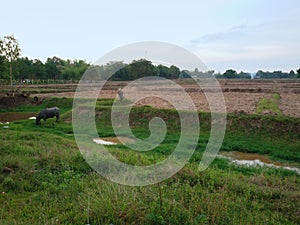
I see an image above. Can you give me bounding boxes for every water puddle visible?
[93,138,116,145]
[0,112,37,123]
[93,136,135,145]
[220,151,283,166]
[218,151,300,175]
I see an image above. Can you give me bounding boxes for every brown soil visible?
[2,79,299,117]
[0,95,38,109]
[220,151,283,166]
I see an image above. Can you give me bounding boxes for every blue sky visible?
[1,0,299,72]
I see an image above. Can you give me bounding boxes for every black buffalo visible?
[36,107,60,125]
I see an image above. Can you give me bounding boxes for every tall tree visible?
[0,35,21,89]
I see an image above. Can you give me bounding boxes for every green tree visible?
[296,69,300,78]
[61,59,89,80]
[62,68,76,80]
[157,64,171,78]
[15,57,33,81]
[73,59,89,80]
[128,59,156,80]
[45,56,64,79]
[169,65,180,79]
[105,61,126,80]
[32,59,47,79]
[289,70,295,78]
[238,71,251,79]
[0,35,21,88]
[223,69,237,78]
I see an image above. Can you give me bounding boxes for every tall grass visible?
[0,97,299,224]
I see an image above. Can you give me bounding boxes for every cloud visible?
[191,24,248,44]
[188,21,300,72]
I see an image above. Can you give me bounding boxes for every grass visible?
[256,93,282,115]
[0,97,299,224]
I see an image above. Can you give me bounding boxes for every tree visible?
[45,56,64,79]
[296,68,300,78]
[128,59,156,80]
[157,64,171,78]
[289,70,295,78]
[105,61,126,80]
[238,71,251,79]
[169,65,180,79]
[61,59,89,80]
[223,69,237,78]
[296,69,300,78]
[0,35,21,89]
[15,57,33,80]
[32,59,47,79]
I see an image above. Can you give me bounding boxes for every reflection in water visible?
[221,151,282,166]
[93,136,135,145]
[0,112,37,122]
[93,138,116,145]
[219,151,300,175]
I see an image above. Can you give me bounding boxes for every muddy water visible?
[219,151,300,175]
[0,112,37,123]
[220,151,284,166]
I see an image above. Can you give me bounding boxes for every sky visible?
[1,0,300,73]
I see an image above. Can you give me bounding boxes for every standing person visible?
[117,88,124,101]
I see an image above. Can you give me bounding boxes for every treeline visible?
[0,56,300,83]
[0,56,89,81]
[191,68,300,79]
[61,59,300,81]
[85,59,181,81]
[190,69,252,79]
[255,70,299,79]
[0,57,181,82]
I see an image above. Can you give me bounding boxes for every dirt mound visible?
[0,95,39,109]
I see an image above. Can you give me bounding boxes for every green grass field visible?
[0,98,299,224]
